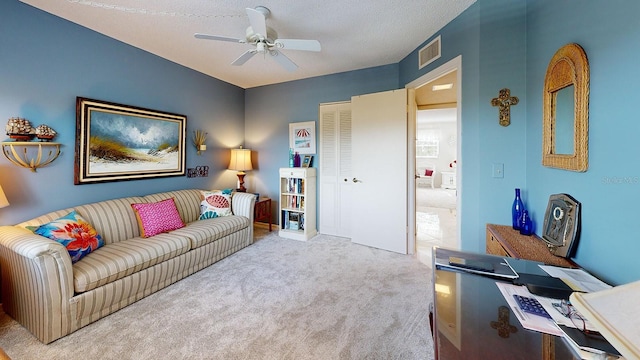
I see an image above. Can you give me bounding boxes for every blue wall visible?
[2,0,638,285]
[399,0,528,258]
[244,66,400,215]
[0,0,245,225]
[525,1,640,285]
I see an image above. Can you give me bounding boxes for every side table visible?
[254,197,272,231]
[486,224,577,268]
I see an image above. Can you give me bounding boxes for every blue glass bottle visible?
[512,188,524,230]
[519,210,533,236]
[289,148,294,167]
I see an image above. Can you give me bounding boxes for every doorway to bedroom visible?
[410,61,460,267]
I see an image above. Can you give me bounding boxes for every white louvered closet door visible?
[318,102,352,237]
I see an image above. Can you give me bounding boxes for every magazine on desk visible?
[434,248,519,279]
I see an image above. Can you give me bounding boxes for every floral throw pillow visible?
[199,189,233,220]
[131,198,185,238]
[34,211,104,263]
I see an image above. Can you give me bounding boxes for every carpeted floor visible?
[0,233,434,360]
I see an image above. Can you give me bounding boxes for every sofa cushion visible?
[131,198,185,237]
[170,215,249,249]
[199,189,233,220]
[143,189,202,224]
[34,211,104,263]
[73,233,191,293]
[75,196,146,245]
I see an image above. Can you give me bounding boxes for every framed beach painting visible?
[289,121,316,155]
[74,97,186,184]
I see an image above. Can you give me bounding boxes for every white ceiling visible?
[20,0,476,89]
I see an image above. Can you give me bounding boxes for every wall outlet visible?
[492,163,504,178]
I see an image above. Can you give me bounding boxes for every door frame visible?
[405,55,462,255]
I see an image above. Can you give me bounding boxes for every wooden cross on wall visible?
[491,88,519,127]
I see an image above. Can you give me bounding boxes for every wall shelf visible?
[1,141,61,172]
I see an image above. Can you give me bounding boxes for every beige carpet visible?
[0,233,434,360]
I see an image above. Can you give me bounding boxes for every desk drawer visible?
[486,229,510,257]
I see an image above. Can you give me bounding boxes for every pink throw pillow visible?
[425,169,434,176]
[131,198,185,238]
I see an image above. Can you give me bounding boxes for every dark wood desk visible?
[433,248,579,360]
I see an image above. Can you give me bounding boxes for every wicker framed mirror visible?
[542,43,589,172]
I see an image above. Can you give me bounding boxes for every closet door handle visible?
[352,178,361,183]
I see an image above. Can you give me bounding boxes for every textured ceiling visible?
[20,0,476,89]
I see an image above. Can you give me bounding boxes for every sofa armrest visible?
[0,225,75,343]
[232,192,256,222]
[232,192,256,243]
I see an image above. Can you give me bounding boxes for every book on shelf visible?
[289,212,299,230]
[281,210,304,231]
[286,178,304,194]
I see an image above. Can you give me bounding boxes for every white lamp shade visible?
[0,185,9,209]
[228,148,253,172]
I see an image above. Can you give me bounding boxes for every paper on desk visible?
[537,297,600,333]
[495,282,564,336]
[539,265,612,293]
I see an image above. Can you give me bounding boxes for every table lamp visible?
[0,185,9,209]
[228,147,253,192]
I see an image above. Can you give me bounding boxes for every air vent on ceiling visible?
[419,35,441,69]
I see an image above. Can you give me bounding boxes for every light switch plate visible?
[492,163,504,178]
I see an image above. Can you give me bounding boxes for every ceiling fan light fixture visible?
[194,5,320,71]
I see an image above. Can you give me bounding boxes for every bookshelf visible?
[279,167,316,241]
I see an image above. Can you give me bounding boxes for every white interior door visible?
[319,102,352,238]
[351,89,408,254]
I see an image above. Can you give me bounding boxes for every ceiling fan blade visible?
[194,33,244,43]
[232,50,257,66]
[271,50,298,72]
[246,8,268,38]
[274,39,321,52]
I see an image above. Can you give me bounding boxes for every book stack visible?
[287,178,305,194]
[281,211,305,231]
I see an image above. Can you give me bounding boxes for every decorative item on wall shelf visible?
[74,97,186,184]
[192,129,207,155]
[3,117,61,172]
[5,117,35,141]
[228,146,253,192]
[491,88,519,127]
[289,121,316,155]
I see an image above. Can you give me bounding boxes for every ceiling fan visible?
[195,6,321,72]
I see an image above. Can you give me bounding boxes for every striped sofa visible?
[0,189,256,344]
